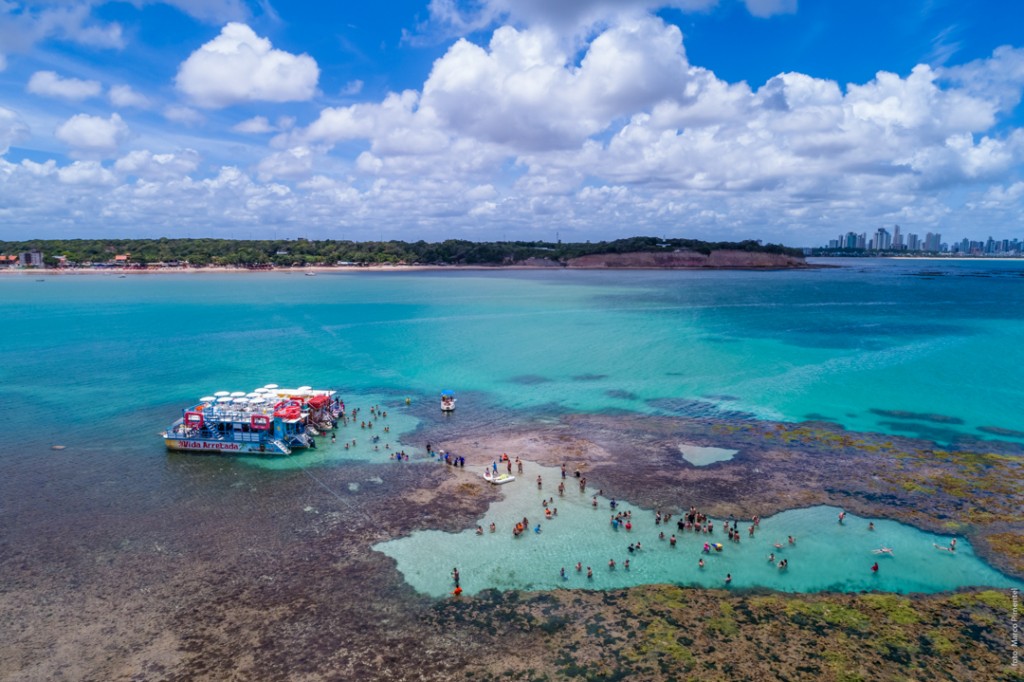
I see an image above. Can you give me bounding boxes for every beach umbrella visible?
[200,396,216,403]
[230,391,246,397]
[214,391,230,397]
[264,384,279,389]
[217,397,232,403]
[253,388,269,394]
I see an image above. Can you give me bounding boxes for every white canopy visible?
[264,384,279,389]
[214,391,230,397]
[200,396,216,403]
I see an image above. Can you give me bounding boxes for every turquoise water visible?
[4,260,1024,446]
[2,259,1023,596]
[375,464,1020,596]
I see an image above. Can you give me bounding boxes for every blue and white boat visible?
[441,389,456,412]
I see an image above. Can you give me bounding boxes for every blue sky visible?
[1,0,1023,246]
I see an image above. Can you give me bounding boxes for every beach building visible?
[18,250,43,267]
[0,254,18,268]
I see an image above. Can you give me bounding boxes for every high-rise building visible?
[924,233,941,252]
[856,233,867,250]
[845,232,858,249]
[892,225,903,250]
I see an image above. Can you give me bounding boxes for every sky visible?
[1,0,1023,246]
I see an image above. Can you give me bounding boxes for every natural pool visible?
[375,463,1022,597]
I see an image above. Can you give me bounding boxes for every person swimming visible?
[609,559,616,569]
[576,562,582,572]
[698,558,705,569]
[871,562,879,573]
[872,547,894,555]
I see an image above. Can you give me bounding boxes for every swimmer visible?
[628,544,635,554]
[670,535,676,547]
[489,522,496,533]
[537,475,542,489]
[592,497,598,507]
[933,543,954,552]
[624,559,630,570]
[698,558,705,569]
[950,538,957,551]
[475,526,483,535]
[788,535,796,545]
[635,542,642,551]
[609,559,616,570]
[868,522,875,531]
[768,552,775,563]
[576,562,582,572]
[659,531,665,541]
[872,547,893,555]
[452,586,462,597]
[534,524,542,534]
[560,567,566,580]
[725,573,732,585]
[871,562,879,573]
[587,566,593,579]
[838,511,846,524]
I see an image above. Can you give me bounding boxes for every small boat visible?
[305,272,316,277]
[441,389,456,412]
[483,471,515,485]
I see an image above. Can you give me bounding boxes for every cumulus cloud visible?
[114,149,200,180]
[233,115,275,133]
[0,3,123,55]
[175,22,319,108]
[164,105,205,126]
[0,106,30,156]
[27,70,102,101]
[257,146,314,181]
[54,112,129,157]
[109,84,151,108]
[57,160,117,185]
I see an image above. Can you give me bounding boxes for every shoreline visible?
[0,262,822,276]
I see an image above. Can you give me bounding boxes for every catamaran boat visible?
[163,384,344,455]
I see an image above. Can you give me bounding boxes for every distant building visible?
[0,254,19,268]
[19,250,43,267]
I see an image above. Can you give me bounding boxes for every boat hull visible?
[164,437,290,455]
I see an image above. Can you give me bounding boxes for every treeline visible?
[1,236,803,267]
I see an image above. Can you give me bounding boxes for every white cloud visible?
[54,112,129,157]
[257,146,314,181]
[114,149,200,180]
[743,0,798,19]
[57,160,117,185]
[109,84,151,108]
[233,115,275,133]
[175,22,319,108]
[21,158,57,176]
[341,79,364,96]
[164,105,205,126]
[0,4,124,55]
[0,106,29,155]
[27,70,102,101]
[156,0,249,24]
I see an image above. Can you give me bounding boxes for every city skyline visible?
[1,1,1023,245]
[825,225,1023,254]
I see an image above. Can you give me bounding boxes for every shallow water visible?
[375,463,1022,596]
[2,261,1023,602]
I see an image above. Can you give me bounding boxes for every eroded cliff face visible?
[564,249,806,269]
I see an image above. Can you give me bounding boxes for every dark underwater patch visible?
[977,425,1024,439]
[605,389,637,400]
[509,374,552,385]
[571,373,607,382]
[870,409,964,425]
[647,397,755,420]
